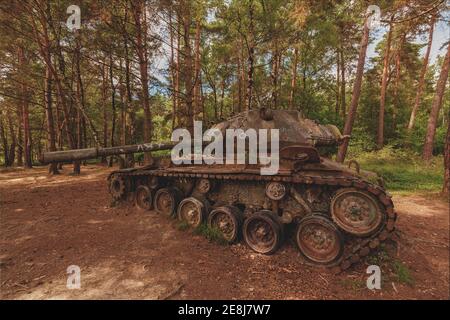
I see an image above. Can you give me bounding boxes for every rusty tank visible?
[40,109,396,272]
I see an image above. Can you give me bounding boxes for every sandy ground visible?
[0,165,448,300]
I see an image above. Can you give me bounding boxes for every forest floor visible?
[0,165,448,300]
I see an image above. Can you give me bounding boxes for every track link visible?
[108,169,397,272]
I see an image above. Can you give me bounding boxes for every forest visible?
[0,0,449,193]
[1,0,450,301]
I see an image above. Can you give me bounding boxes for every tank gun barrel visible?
[40,142,176,164]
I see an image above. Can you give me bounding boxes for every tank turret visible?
[41,109,344,165]
[212,108,344,147]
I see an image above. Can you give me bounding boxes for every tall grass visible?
[348,147,443,193]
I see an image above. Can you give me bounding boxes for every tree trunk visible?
[118,59,126,147]
[54,35,76,153]
[204,69,218,120]
[169,10,177,130]
[288,48,299,110]
[392,32,406,131]
[340,48,346,119]
[423,42,450,161]
[193,20,202,120]
[0,113,9,167]
[18,45,32,168]
[29,4,82,172]
[220,76,225,119]
[175,15,182,127]
[132,0,152,163]
[101,63,108,164]
[200,75,205,118]
[271,40,280,109]
[16,116,23,167]
[44,65,59,174]
[377,21,393,149]
[6,113,16,166]
[335,49,340,117]
[53,48,76,157]
[443,116,450,195]
[408,15,435,131]
[237,45,242,112]
[246,0,255,111]
[336,17,370,163]
[73,30,85,174]
[55,100,63,152]
[109,53,116,167]
[181,0,194,134]
[123,20,135,167]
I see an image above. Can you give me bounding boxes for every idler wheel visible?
[109,174,128,201]
[208,206,243,243]
[243,211,283,255]
[331,188,384,236]
[296,215,344,265]
[135,185,153,211]
[154,187,181,217]
[177,197,208,228]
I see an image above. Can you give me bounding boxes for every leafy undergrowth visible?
[194,224,228,245]
[365,243,415,287]
[392,260,415,286]
[176,220,190,231]
[176,221,227,245]
[348,147,443,194]
[339,244,415,293]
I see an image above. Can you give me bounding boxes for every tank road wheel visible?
[243,211,283,255]
[178,197,208,228]
[109,174,128,201]
[296,215,344,265]
[331,188,384,236]
[196,178,212,194]
[208,206,243,243]
[135,185,153,211]
[154,188,180,218]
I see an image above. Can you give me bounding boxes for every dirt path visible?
[0,165,448,299]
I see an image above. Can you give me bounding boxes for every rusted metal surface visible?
[135,185,153,211]
[109,166,397,271]
[295,215,344,265]
[242,211,282,255]
[40,142,177,164]
[208,206,243,243]
[41,109,397,271]
[153,188,179,217]
[108,174,128,201]
[177,197,207,228]
[330,188,384,236]
[212,109,343,147]
[40,109,344,164]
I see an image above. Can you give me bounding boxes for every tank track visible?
[108,168,397,273]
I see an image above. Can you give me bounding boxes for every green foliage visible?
[176,221,190,231]
[135,153,144,164]
[392,260,415,286]
[366,244,390,265]
[350,147,444,193]
[151,150,171,157]
[0,0,447,173]
[339,278,365,292]
[365,245,415,288]
[194,223,227,245]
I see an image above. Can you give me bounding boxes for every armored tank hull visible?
[41,109,396,271]
[103,110,396,272]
